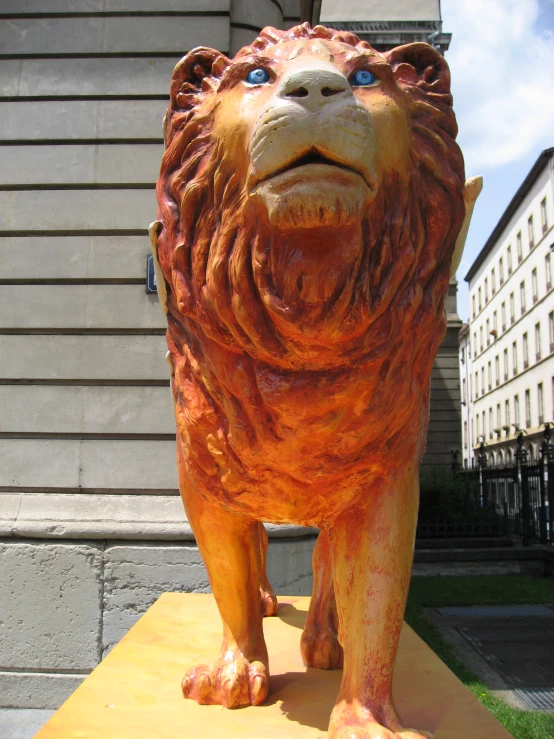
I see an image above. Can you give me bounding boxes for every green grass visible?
[405,576,554,739]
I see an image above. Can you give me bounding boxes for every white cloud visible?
[442,0,554,174]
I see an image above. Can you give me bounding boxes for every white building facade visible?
[461,148,554,468]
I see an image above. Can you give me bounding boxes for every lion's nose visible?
[278,65,351,111]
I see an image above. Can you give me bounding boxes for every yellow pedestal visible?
[35,594,512,738]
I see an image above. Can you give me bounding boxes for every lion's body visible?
[152,23,477,737]
[168,325,431,524]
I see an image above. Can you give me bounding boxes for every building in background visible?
[0,0,456,709]
[462,148,554,468]
[320,0,451,52]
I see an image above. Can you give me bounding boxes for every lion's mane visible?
[156,24,464,372]
[153,24,466,523]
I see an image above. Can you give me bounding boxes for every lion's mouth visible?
[257,148,370,187]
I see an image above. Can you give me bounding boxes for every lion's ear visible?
[450,176,483,278]
[170,47,230,111]
[386,42,451,95]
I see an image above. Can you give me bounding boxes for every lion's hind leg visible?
[257,522,279,616]
[301,529,343,669]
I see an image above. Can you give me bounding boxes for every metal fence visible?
[455,426,554,547]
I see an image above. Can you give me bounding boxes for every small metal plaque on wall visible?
[146,254,157,294]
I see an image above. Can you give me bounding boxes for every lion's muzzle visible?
[249,56,377,227]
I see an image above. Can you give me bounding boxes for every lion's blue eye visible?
[246,68,270,85]
[351,69,375,86]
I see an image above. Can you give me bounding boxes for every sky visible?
[440,0,554,321]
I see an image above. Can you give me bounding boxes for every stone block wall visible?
[0,531,316,709]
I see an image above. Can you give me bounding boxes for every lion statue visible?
[150,23,481,738]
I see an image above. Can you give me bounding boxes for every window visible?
[505,399,510,433]
[478,286,482,311]
[495,355,500,386]
[489,408,493,439]
[482,411,486,440]
[528,215,534,249]
[487,361,492,390]
[469,374,472,401]
[486,318,490,345]
[538,383,544,424]
[496,403,501,431]
[525,389,531,428]
[507,245,513,274]
[535,322,541,361]
[484,278,489,303]
[541,197,548,234]
[481,366,485,396]
[546,253,552,290]
[501,301,506,331]
[510,292,515,323]
[513,341,518,375]
[503,348,509,380]
[499,257,504,285]
[475,371,479,400]
[493,310,497,333]
[550,311,554,352]
[462,378,466,404]
[517,231,523,262]
[514,394,520,427]
[532,268,538,302]
[520,281,526,314]
[523,333,529,368]
[491,268,496,294]
[472,294,476,318]
[479,326,484,353]
[461,347,465,364]
[463,421,468,449]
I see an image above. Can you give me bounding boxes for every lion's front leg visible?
[328,468,433,739]
[178,451,269,708]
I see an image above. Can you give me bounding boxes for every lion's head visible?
[153,24,476,372]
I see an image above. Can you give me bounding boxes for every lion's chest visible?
[174,348,427,524]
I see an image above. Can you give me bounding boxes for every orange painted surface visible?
[36,594,512,739]
[149,23,482,737]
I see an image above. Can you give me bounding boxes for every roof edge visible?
[465,147,554,283]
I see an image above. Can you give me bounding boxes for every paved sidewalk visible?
[427,604,554,711]
[0,710,54,739]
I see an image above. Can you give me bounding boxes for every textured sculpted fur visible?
[152,23,478,738]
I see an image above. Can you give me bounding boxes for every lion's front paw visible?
[301,624,343,669]
[329,703,433,739]
[181,657,268,708]
[332,729,433,739]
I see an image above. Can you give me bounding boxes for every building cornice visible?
[325,20,450,52]
[0,493,318,541]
